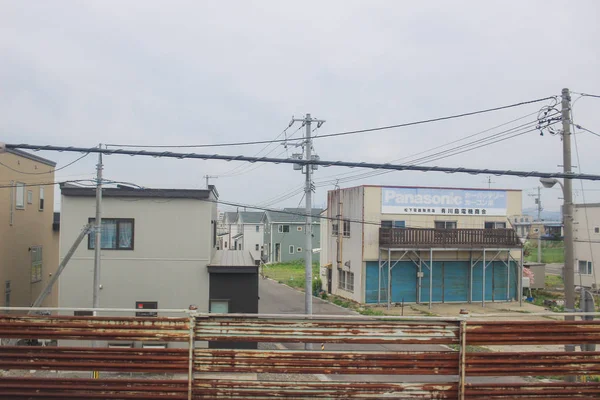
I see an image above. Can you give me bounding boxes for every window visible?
[297,247,302,253]
[39,187,44,210]
[289,245,295,254]
[297,226,303,232]
[343,220,351,237]
[4,281,10,307]
[338,269,354,292]
[382,220,406,229]
[210,300,229,313]
[278,225,290,233]
[27,190,33,204]
[332,222,339,236]
[15,182,25,209]
[485,222,507,229]
[135,301,157,317]
[255,225,260,232]
[595,227,600,234]
[88,218,134,250]
[255,244,259,251]
[435,221,457,229]
[520,218,524,223]
[579,260,593,275]
[31,246,42,283]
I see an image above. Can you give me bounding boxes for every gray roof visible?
[6,149,56,167]
[238,211,264,224]
[209,250,255,267]
[61,184,214,200]
[264,208,324,223]
[223,212,238,224]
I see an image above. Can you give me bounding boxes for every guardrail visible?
[0,309,598,399]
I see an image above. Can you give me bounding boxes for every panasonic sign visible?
[381,187,507,216]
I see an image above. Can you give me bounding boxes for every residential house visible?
[262,208,322,263]
[321,185,523,305]
[0,149,59,309]
[510,215,533,239]
[529,221,563,240]
[236,212,264,261]
[573,203,600,288]
[58,184,219,336]
[222,211,240,250]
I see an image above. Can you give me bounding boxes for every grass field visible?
[262,260,320,291]
[524,240,564,263]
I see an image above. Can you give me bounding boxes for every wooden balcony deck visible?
[379,228,522,248]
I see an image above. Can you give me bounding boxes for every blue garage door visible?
[420,261,469,303]
[472,261,518,302]
[366,261,417,304]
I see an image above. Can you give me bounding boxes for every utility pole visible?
[529,187,543,263]
[204,175,217,189]
[291,113,324,351]
[92,144,103,379]
[561,88,576,360]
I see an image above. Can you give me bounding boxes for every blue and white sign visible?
[381,187,507,216]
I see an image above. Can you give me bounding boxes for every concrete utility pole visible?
[529,187,543,263]
[561,88,576,328]
[93,145,103,314]
[291,113,324,351]
[204,175,217,189]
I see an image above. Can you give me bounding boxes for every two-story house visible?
[320,185,523,306]
[222,211,239,250]
[262,208,322,263]
[58,184,219,324]
[237,212,264,261]
[0,149,59,309]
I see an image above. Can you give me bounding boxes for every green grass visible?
[262,260,320,290]
[524,240,564,263]
[545,274,564,289]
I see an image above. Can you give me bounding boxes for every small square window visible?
[255,225,260,232]
[255,244,259,251]
[595,227,600,234]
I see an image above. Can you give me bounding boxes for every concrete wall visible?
[0,151,59,309]
[574,204,600,288]
[242,224,263,261]
[58,195,216,321]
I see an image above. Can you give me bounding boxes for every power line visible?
[103,96,556,149]
[5,142,600,181]
[572,92,600,99]
[0,152,90,175]
[575,124,600,138]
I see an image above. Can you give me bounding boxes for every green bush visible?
[313,278,323,296]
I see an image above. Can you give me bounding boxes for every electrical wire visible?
[575,124,600,139]
[571,92,600,99]
[0,153,90,175]
[104,96,556,149]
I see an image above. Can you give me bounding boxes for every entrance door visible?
[327,268,332,293]
[275,243,281,262]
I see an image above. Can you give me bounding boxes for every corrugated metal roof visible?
[209,250,255,267]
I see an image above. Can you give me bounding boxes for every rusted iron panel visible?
[194,349,458,375]
[467,351,600,376]
[0,346,188,373]
[467,321,600,345]
[0,315,190,342]
[195,317,460,344]
[465,382,600,399]
[193,380,457,399]
[0,377,189,399]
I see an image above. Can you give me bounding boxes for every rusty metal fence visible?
[0,309,599,399]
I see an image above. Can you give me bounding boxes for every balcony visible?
[379,228,522,248]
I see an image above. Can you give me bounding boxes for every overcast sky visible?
[1,1,599,214]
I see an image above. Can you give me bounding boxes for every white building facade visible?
[574,203,600,289]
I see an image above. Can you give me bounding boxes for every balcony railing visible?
[379,228,522,248]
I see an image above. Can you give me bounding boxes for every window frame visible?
[332,222,339,236]
[579,260,593,275]
[337,268,355,293]
[289,245,295,254]
[30,246,43,283]
[39,187,45,211]
[435,221,457,229]
[278,225,290,233]
[88,218,135,250]
[342,219,351,237]
[27,190,33,204]
[15,182,25,209]
[485,221,507,229]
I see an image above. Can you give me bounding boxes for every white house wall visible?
[58,195,214,321]
[243,224,263,261]
[574,205,600,288]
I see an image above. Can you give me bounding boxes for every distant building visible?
[574,203,600,288]
[0,149,59,309]
[320,185,523,305]
[262,208,323,263]
[510,215,533,239]
[529,221,564,240]
[222,212,239,250]
[236,212,265,261]
[58,184,219,339]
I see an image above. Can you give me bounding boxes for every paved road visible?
[259,279,521,384]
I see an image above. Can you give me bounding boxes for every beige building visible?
[321,185,523,305]
[574,203,600,289]
[0,149,59,309]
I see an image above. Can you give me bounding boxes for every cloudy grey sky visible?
[1,1,599,214]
